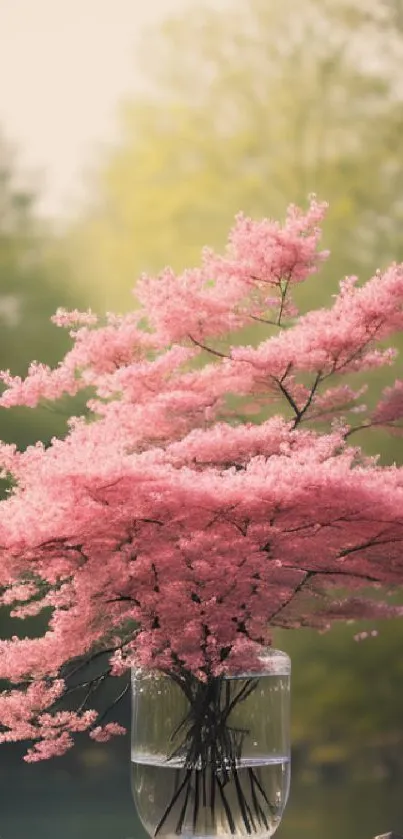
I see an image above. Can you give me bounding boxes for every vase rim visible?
[226,648,291,679]
[131,648,291,681]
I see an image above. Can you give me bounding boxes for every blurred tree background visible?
[2,1,403,836]
[63,0,403,307]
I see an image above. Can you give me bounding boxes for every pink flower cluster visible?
[89,723,126,743]
[1,197,403,758]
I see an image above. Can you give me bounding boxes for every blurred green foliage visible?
[64,0,403,310]
[0,133,88,451]
[276,620,403,779]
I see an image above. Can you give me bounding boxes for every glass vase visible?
[131,649,291,838]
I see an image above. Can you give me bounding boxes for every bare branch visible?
[188,334,229,358]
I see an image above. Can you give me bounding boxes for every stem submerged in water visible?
[154,673,276,836]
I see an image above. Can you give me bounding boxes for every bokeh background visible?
[1,1,403,836]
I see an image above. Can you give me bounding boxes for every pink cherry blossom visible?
[1,198,403,759]
[89,723,126,742]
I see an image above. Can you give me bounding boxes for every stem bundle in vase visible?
[160,674,260,834]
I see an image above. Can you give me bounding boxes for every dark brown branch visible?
[36,668,113,718]
[61,636,135,682]
[276,278,290,326]
[291,567,386,586]
[188,334,229,359]
[338,534,403,558]
[91,682,129,728]
[344,421,373,439]
[268,570,314,622]
[105,593,141,605]
[295,370,323,426]
[272,375,301,419]
[250,315,279,327]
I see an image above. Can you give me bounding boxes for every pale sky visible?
[0,0,197,217]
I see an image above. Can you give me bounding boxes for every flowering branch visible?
[1,196,403,759]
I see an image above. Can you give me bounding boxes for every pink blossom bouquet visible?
[1,197,403,796]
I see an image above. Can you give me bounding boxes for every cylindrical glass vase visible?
[131,650,291,838]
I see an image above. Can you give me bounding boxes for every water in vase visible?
[131,754,290,838]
